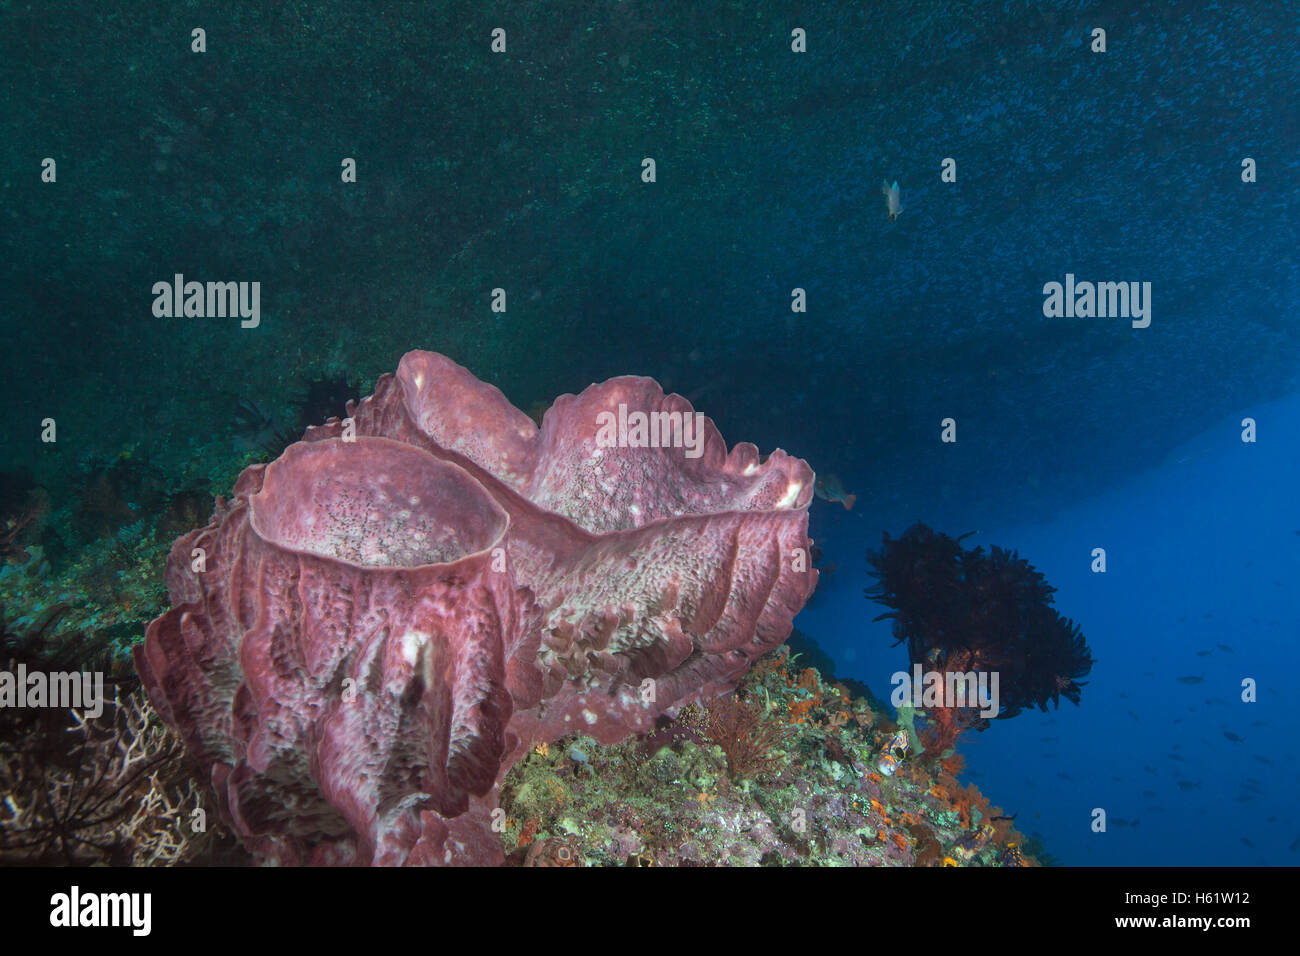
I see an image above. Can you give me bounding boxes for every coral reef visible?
[697,694,792,782]
[136,351,816,865]
[497,647,1038,867]
[0,608,239,865]
[0,468,49,567]
[0,446,224,671]
[0,687,236,866]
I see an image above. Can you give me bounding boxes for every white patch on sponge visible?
[400,629,430,665]
[776,481,803,508]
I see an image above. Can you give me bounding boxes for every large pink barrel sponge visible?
[137,438,527,865]
[137,351,818,865]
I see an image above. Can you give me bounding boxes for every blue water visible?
[2,0,1296,869]
[800,389,1300,864]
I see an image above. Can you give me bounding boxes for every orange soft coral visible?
[788,697,816,724]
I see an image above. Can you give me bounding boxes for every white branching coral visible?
[0,687,220,865]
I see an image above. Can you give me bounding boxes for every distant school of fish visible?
[811,401,1288,859]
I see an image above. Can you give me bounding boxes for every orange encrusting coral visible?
[517,818,540,848]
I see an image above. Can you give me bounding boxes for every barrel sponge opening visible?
[248,437,507,568]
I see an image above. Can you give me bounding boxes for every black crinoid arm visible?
[1015,610,1093,714]
[864,522,969,659]
[865,522,1095,720]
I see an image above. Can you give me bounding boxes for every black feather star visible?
[866,522,1094,720]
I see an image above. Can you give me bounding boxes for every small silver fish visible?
[881,179,903,221]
